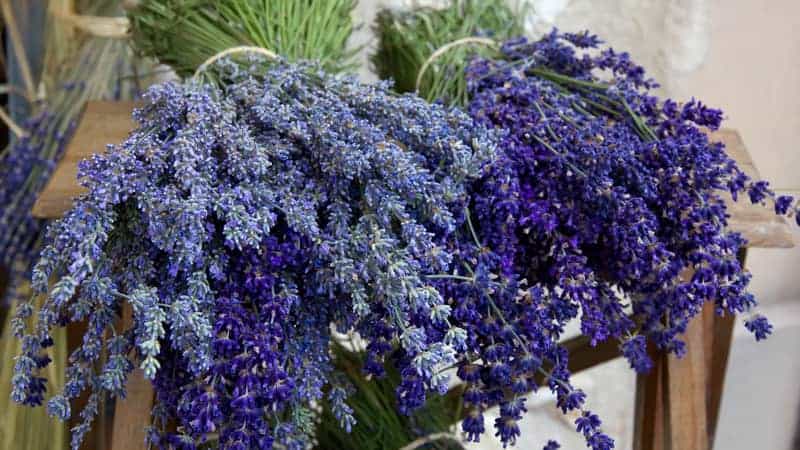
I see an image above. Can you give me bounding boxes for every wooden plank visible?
[702,249,745,447]
[634,310,711,450]
[66,321,100,450]
[110,304,153,450]
[633,350,667,450]
[562,333,622,374]
[31,101,138,218]
[663,308,709,450]
[110,369,152,450]
[709,129,795,249]
[703,307,735,448]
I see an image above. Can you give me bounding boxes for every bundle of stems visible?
[128,0,359,77]
[373,1,658,141]
[0,285,67,450]
[317,342,463,450]
[372,0,525,106]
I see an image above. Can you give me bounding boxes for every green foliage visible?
[127,0,359,77]
[0,285,67,450]
[317,343,463,450]
[371,0,525,106]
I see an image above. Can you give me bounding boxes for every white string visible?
[398,432,459,450]
[52,10,130,39]
[415,37,497,92]
[193,46,279,79]
[0,106,27,138]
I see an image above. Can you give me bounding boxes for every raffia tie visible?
[193,46,280,79]
[0,6,131,137]
[415,36,498,93]
[397,432,460,450]
[52,10,130,39]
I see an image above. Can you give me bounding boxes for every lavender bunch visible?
[11,58,497,449]
[374,7,798,444]
[424,31,798,449]
[371,0,523,105]
[467,30,797,353]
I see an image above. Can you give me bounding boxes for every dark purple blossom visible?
[463,410,486,442]
[775,195,793,215]
[543,440,561,450]
[744,315,773,341]
[621,335,654,373]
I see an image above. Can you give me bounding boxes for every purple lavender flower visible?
[543,440,561,450]
[424,29,795,448]
[13,59,497,450]
[744,315,773,341]
[620,335,654,373]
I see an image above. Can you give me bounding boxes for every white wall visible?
[677,2,800,449]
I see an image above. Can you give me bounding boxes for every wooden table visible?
[33,102,796,450]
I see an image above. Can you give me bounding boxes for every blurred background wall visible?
[352,1,800,448]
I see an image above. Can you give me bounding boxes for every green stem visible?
[425,274,475,283]
[464,207,482,248]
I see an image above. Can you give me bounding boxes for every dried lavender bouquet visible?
[11,52,499,449]
[374,3,800,449]
[12,1,492,448]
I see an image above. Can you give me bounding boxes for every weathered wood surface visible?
[633,300,733,450]
[31,101,138,218]
[703,303,736,447]
[664,307,710,450]
[633,249,745,450]
[710,129,796,248]
[633,344,667,450]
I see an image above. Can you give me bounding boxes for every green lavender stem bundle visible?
[371,0,524,106]
[128,0,359,76]
[317,343,462,450]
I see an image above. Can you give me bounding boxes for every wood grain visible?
[633,249,745,450]
[633,348,667,450]
[31,101,138,218]
[708,129,795,248]
[66,321,101,450]
[110,369,153,450]
[701,249,745,448]
[664,310,709,450]
[110,304,153,450]
[633,306,714,450]
[702,305,735,448]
